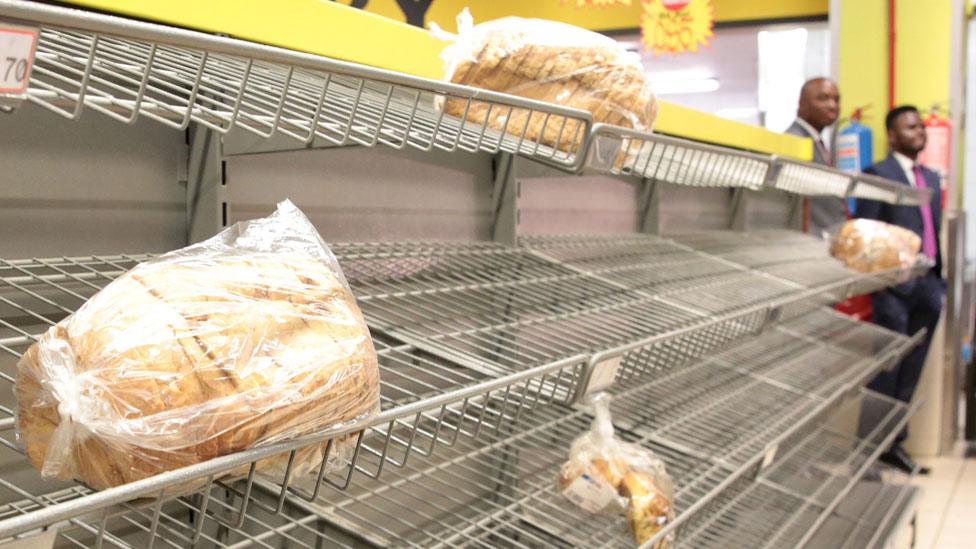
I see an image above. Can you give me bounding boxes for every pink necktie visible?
[913,164,938,259]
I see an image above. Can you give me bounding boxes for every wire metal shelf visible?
[0,231,928,547]
[0,250,590,545]
[110,307,913,549]
[805,478,918,549]
[675,389,915,549]
[587,124,931,206]
[670,229,933,298]
[0,1,931,208]
[585,124,773,191]
[0,0,591,170]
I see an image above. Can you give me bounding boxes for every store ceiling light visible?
[650,78,721,95]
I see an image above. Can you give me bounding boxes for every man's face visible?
[799,80,840,130]
[889,111,927,156]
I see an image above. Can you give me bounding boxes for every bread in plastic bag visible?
[431,9,658,152]
[558,393,674,547]
[15,200,380,490]
[828,218,922,273]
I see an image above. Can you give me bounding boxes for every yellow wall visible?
[346,0,828,32]
[837,0,890,163]
[838,0,958,164]
[894,1,952,112]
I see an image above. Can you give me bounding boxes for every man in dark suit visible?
[857,105,944,474]
[785,77,848,235]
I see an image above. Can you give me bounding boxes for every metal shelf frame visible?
[0,231,928,547]
[589,123,932,207]
[0,0,592,171]
[804,478,919,549]
[173,308,917,549]
[676,390,918,549]
[0,0,931,207]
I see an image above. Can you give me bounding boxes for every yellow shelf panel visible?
[58,0,448,79]
[656,102,813,160]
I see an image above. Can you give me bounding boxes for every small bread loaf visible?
[440,15,658,152]
[620,471,675,548]
[16,254,379,490]
[829,218,922,272]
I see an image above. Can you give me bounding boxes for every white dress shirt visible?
[892,151,919,185]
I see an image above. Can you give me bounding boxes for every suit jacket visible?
[857,154,943,287]
[785,119,848,235]
[785,119,829,164]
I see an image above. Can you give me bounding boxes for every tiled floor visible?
[900,443,976,549]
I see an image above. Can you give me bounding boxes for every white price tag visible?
[585,356,623,396]
[0,25,38,94]
[561,473,619,514]
[759,444,778,471]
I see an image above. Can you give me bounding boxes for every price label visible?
[759,444,778,472]
[585,355,623,396]
[0,25,38,94]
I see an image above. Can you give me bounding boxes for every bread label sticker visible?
[561,473,619,514]
[1,529,57,549]
[760,445,778,471]
[0,25,38,94]
[586,356,623,396]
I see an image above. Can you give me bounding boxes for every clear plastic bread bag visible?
[430,8,658,153]
[828,218,922,273]
[558,393,675,547]
[15,200,380,490]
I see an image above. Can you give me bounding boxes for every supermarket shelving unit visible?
[0,1,929,547]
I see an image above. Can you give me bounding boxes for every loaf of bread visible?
[829,218,922,273]
[16,202,380,490]
[620,471,674,548]
[436,10,658,152]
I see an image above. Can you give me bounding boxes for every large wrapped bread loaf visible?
[435,9,658,152]
[829,218,922,273]
[16,202,379,490]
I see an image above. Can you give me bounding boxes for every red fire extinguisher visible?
[918,105,951,208]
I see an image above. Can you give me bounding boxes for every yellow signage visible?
[561,0,633,7]
[640,0,714,55]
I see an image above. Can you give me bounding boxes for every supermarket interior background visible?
[1,0,976,548]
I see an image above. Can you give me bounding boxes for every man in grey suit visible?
[785,77,848,236]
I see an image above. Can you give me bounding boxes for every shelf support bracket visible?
[491,152,519,245]
[186,124,227,245]
[639,177,660,234]
[730,188,749,231]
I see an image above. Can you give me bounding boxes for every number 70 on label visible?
[0,25,39,94]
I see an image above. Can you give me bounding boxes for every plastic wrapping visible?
[828,218,922,273]
[558,393,674,547]
[15,201,380,490]
[432,9,658,152]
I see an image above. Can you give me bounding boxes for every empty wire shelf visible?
[585,124,930,207]
[676,389,916,549]
[0,233,927,546]
[804,478,919,549]
[176,307,917,549]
